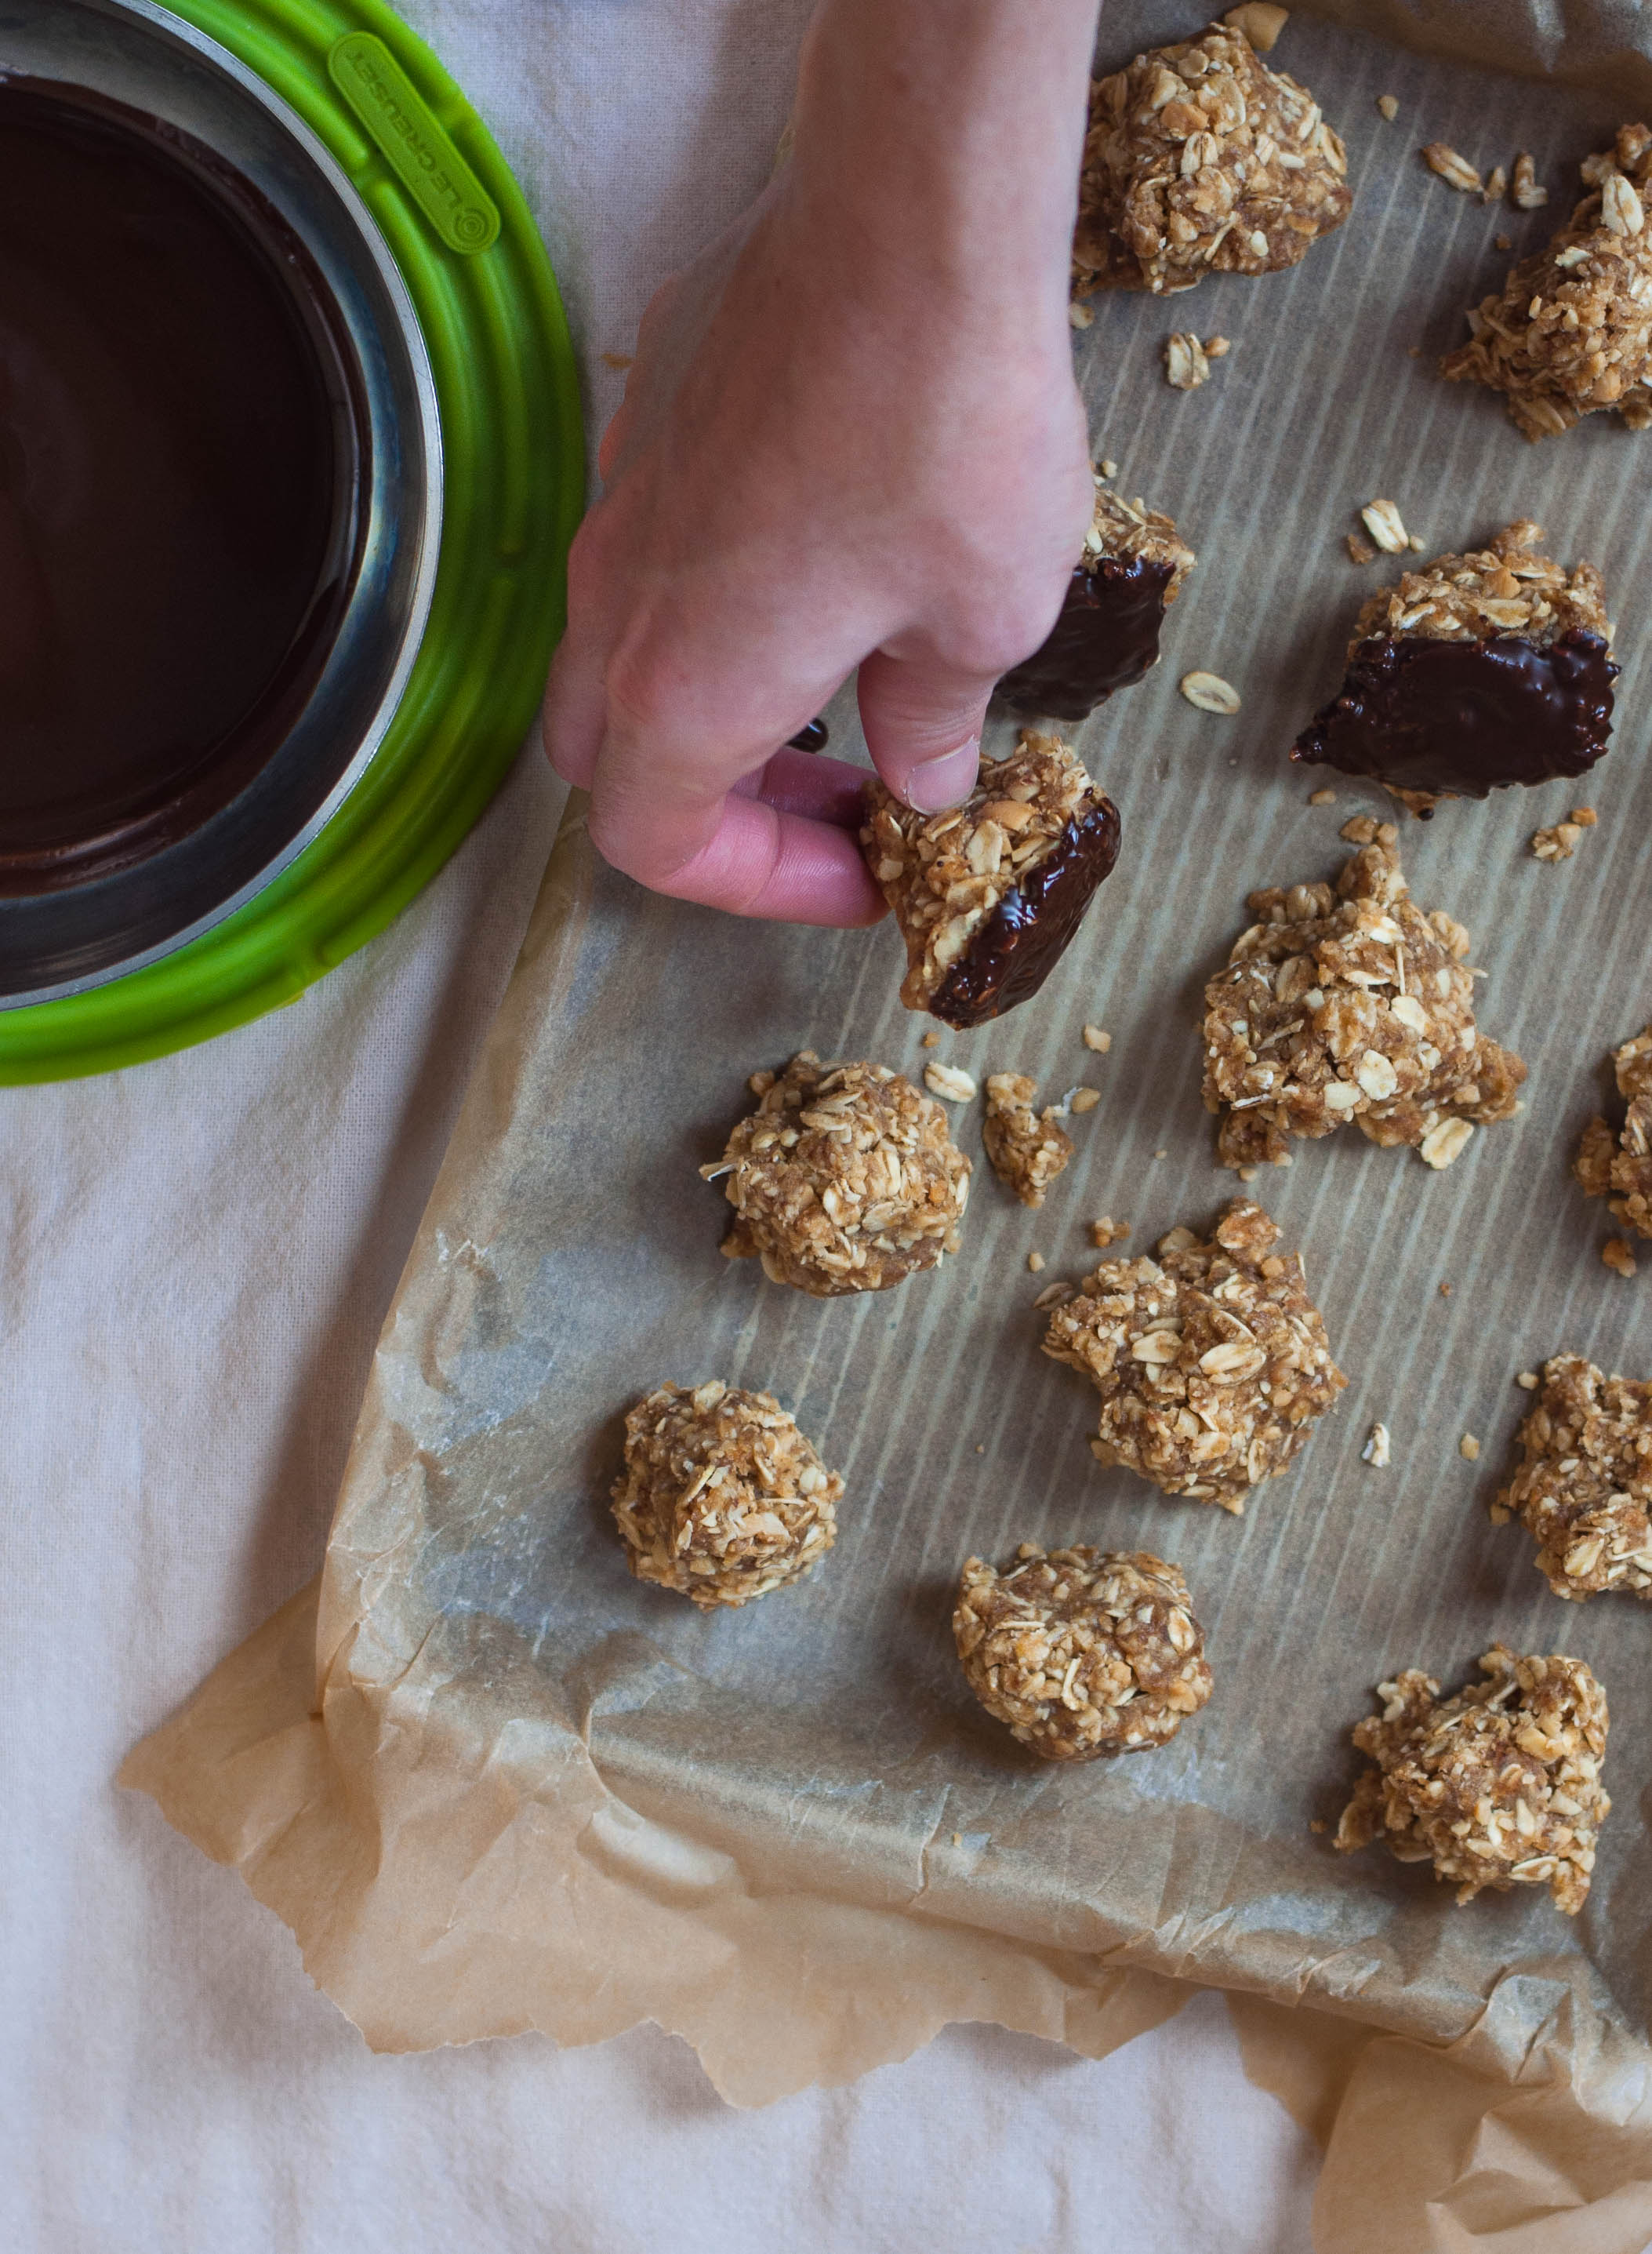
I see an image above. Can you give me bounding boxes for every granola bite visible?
[1442,124,1652,440]
[982,1074,1073,1208]
[953,1543,1211,1759]
[861,730,1120,1029]
[1072,22,1352,300]
[1575,1025,1652,1243]
[1201,842,1526,1171]
[1334,1645,1610,1912]
[1494,1354,1652,1601]
[996,477,1196,722]
[1041,1199,1345,1512]
[612,1380,841,1608]
[704,1051,969,1296]
[1291,523,1617,808]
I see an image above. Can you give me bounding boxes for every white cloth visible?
[0,3,1319,2245]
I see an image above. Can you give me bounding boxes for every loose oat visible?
[924,1061,978,1103]
[1424,143,1483,194]
[1165,331,1211,388]
[1089,1216,1131,1249]
[1072,23,1350,300]
[955,1543,1213,1759]
[1377,93,1399,122]
[1517,1369,1540,1390]
[612,1381,842,1608]
[862,729,1120,1027]
[1181,670,1242,713]
[1531,820,1585,862]
[707,1051,970,1296]
[1334,1645,1610,1912]
[1345,531,1377,565]
[1363,1421,1392,1468]
[1309,787,1338,805]
[1361,498,1409,554]
[1083,1024,1113,1052]
[1460,1432,1481,1461]
[1603,1236,1639,1278]
[1069,1086,1102,1114]
[1483,163,1509,205]
[1222,2,1289,53]
[1201,841,1525,1170]
[1494,1354,1652,1601]
[1027,1251,1046,1273]
[983,1074,1075,1209]
[1443,124,1652,438]
[1574,1024,1652,1245]
[1044,1198,1345,1511]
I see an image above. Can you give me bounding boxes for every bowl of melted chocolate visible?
[0,0,441,1004]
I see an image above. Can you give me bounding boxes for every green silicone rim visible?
[0,0,584,1084]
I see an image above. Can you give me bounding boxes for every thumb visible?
[855,645,993,814]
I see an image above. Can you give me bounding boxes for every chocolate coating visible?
[995,557,1175,723]
[0,76,366,896]
[931,794,1121,1029]
[1291,630,1618,800]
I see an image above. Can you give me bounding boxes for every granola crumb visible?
[1027,1250,1046,1274]
[1407,533,1427,551]
[1200,840,1526,1172]
[1483,164,1509,205]
[1495,1354,1652,1599]
[1443,125,1652,439]
[1222,2,1289,53]
[1377,94,1399,122]
[1362,1420,1392,1468]
[862,729,1120,1027]
[1083,1024,1113,1053]
[1033,1278,1076,1309]
[1044,1198,1345,1511]
[1571,805,1599,825]
[1460,1432,1481,1461]
[1495,231,1513,251]
[611,1380,841,1608]
[921,1030,941,1048]
[983,1073,1075,1209]
[709,1050,970,1296]
[1512,151,1548,209]
[1088,1216,1131,1249]
[1309,787,1338,805]
[1166,331,1212,388]
[1069,1085,1102,1114]
[1346,531,1377,565]
[1309,1816,1328,1833]
[1100,456,1120,478]
[1440,1281,1453,1297]
[955,1544,1213,1759]
[1069,300,1095,329]
[1531,820,1585,862]
[1334,1645,1610,1911]
[1181,670,1241,714]
[1573,1025,1652,1242]
[1072,22,1351,301]
[1517,1369,1540,1389]
[1205,333,1233,358]
[1236,1165,1259,1183]
[1361,498,1409,554]
[1424,143,1483,194]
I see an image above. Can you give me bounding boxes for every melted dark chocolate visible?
[787,718,829,752]
[0,77,367,894]
[994,556,1175,723]
[930,793,1121,1029]
[1291,630,1618,800]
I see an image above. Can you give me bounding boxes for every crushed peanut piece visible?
[1531,820,1585,862]
[1574,1024,1652,1242]
[1443,124,1652,438]
[1361,498,1409,554]
[921,1030,941,1048]
[1460,1432,1481,1461]
[1309,787,1338,805]
[1603,1236,1638,1278]
[1201,841,1525,1171]
[955,1544,1213,1759]
[924,1061,978,1103]
[1069,1085,1102,1114]
[1335,1645,1610,1912]
[612,1380,841,1608]
[1069,300,1096,330]
[1362,1421,1391,1468]
[1181,670,1241,714]
[1072,23,1350,300]
[1089,1216,1131,1249]
[1100,456,1120,478]
[1222,3,1289,53]
[1338,814,1399,845]
[862,729,1118,1027]
[1205,333,1233,358]
[1571,805,1598,825]
[1424,144,1483,194]
[1165,331,1211,388]
[1377,94,1399,122]
[1516,1370,1540,1390]
[983,1073,1074,1209]
[1346,531,1377,565]
[1495,1354,1652,1601]
[1027,1250,1046,1274]
[1083,1024,1113,1053]
[1512,151,1548,209]
[709,1051,970,1296]
[1044,1198,1345,1512]
[1349,520,1608,650]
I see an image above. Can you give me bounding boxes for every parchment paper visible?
[126,6,1652,2245]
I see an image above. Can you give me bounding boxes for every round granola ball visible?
[704,1050,971,1296]
[953,1543,1212,1759]
[612,1380,842,1609]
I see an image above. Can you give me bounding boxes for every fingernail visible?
[902,740,980,815]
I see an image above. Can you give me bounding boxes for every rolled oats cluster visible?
[861,730,1120,1029]
[953,1543,1211,1759]
[1575,1025,1652,1242]
[1071,22,1352,300]
[1442,124,1652,440]
[1291,523,1616,809]
[1201,843,1526,1172]
[704,1051,969,1296]
[982,1074,1074,1209]
[612,1381,842,1608]
[1492,1354,1652,1602]
[1334,1645,1611,1913]
[1042,1198,1345,1512]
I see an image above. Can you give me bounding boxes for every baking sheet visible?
[128,5,1652,2242]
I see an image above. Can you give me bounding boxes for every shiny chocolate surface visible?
[1291,629,1617,800]
[995,556,1174,723]
[931,793,1121,1028]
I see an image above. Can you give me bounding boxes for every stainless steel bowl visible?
[0,0,442,1007]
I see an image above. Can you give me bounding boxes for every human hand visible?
[542,0,1102,925]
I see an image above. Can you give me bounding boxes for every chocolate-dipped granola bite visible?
[1291,523,1615,810]
[861,730,1120,1029]
[996,482,1196,723]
